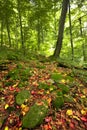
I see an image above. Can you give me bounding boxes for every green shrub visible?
[7,53,19,60]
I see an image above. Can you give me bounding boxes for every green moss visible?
[16,90,30,105]
[51,73,63,81]
[57,83,70,94]
[22,101,48,128]
[52,91,64,110]
[64,95,74,103]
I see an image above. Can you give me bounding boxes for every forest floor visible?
[0,57,87,130]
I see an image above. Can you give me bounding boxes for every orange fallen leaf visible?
[81,109,87,115]
[47,98,52,105]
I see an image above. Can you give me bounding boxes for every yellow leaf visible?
[21,104,29,115]
[81,109,86,115]
[60,79,66,83]
[73,115,80,121]
[21,111,26,116]
[79,84,83,87]
[12,82,19,87]
[5,104,9,109]
[66,109,73,116]
[63,73,67,76]
[81,95,86,98]
[49,87,53,91]
[47,98,52,105]
[21,104,26,109]
[46,90,50,94]
[4,126,9,130]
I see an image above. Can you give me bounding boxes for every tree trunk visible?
[1,20,3,47]
[6,17,11,47]
[37,18,41,50]
[68,1,74,60]
[53,0,69,57]
[79,17,86,61]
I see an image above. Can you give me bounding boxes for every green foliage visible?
[18,81,29,88]
[36,65,46,69]
[5,69,19,80]
[22,101,48,128]
[52,91,64,110]
[64,95,74,103]
[57,83,70,94]
[38,83,56,91]
[16,90,30,105]
[4,81,14,86]
[20,68,32,81]
[51,73,63,82]
[5,66,32,81]
[7,53,19,60]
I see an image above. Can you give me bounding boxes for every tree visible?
[53,0,69,57]
[68,0,74,60]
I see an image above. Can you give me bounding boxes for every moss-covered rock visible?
[57,84,70,94]
[51,73,63,82]
[52,91,64,110]
[64,95,74,103]
[16,90,30,105]
[22,101,48,128]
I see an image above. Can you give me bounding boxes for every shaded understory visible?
[0,51,87,130]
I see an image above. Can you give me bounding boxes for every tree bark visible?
[6,16,11,47]
[53,0,69,57]
[1,20,3,47]
[68,1,74,60]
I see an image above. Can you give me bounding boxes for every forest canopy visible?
[0,0,87,61]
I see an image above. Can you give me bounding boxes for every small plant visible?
[51,73,63,82]
[7,53,19,60]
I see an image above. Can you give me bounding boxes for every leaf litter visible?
[0,60,87,130]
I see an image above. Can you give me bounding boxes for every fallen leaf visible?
[4,126,9,130]
[60,79,66,83]
[47,98,52,105]
[81,95,86,98]
[81,109,87,115]
[21,104,29,115]
[69,122,75,129]
[45,116,52,122]
[81,117,87,122]
[43,124,52,130]
[5,104,9,109]
[73,116,80,121]
[12,82,19,88]
[66,109,73,116]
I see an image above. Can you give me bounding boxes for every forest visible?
[0,0,87,130]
